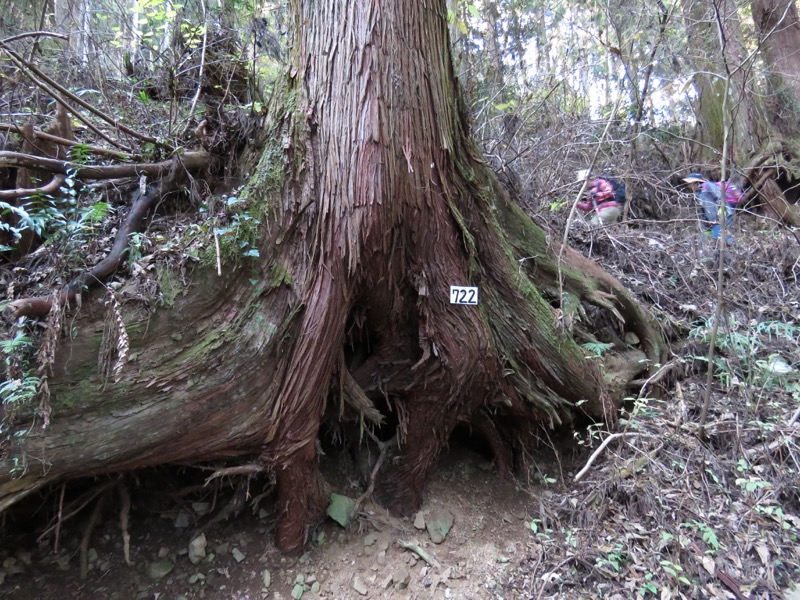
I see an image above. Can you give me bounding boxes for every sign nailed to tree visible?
[450,286,479,305]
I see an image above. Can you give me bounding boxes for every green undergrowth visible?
[505,311,800,598]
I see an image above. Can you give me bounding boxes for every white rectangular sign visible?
[450,286,479,305]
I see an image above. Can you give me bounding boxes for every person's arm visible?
[697,181,721,205]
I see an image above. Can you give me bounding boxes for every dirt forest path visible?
[0,444,547,599]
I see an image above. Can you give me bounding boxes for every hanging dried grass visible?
[98,291,129,387]
[36,290,63,428]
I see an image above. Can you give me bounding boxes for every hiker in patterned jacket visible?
[577,175,626,226]
[682,173,743,241]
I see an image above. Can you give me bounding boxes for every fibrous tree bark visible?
[0,0,665,554]
[752,0,800,133]
[683,0,762,163]
[746,0,800,226]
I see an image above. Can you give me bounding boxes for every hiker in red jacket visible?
[577,176,626,226]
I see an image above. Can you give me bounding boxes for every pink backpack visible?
[721,182,743,205]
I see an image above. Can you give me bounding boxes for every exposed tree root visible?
[201,479,248,530]
[744,143,800,227]
[353,433,396,516]
[80,492,107,579]
[273,443,330,555]
[117,482,132,566]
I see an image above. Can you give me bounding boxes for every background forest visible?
[1,0,799,598]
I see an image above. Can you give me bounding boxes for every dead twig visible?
[789,405,800,427]
[535,556,576,600]
[574,432,654,482]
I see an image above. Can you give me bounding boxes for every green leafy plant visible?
[660,559,690,585]
[595,544,627,574]
[68,143,92,164]
[581,341,615,357]
[2,172,112,255]
[0,201,48,250]
[638,572,659,597]
[735,476,771,494]
[690,520,720,553]
[689,318,799,391]
[1,329,41,475]
[212,196,263,261]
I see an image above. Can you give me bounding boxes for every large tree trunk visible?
[752,0,800,136]
[684,0,764,164]
[746,0,800,225]
[0,0,664,554]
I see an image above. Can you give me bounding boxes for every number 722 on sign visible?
[449,286,479,305]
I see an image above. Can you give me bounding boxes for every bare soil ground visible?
[0,443,555,600]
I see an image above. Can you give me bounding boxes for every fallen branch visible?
[0,173,64,200]
[0,31,67,46]
[0,150,208,180]
[0,41,169,150]
[5,179,167,319]
[744,424,798,461]
[398,540,441,569]
[0,123,135,160]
